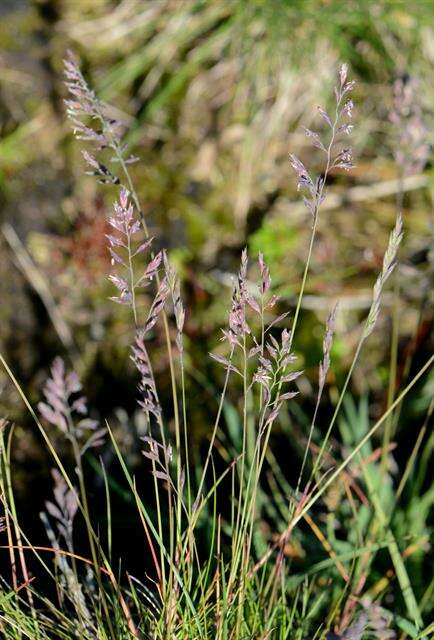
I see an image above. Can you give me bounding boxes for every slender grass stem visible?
[294,353,433,528]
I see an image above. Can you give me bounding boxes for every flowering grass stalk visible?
[288,62,355,347]
[0,57,431,640]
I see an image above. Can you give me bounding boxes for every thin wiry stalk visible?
[311,212,403,481]
[396,404,430,501]
[106,423,204,638]
[65,53,181,515]
[194,345,235,509]
[100,459,112,562]
[381,271,401,477]
[0,354,137,638]
[2,428,39,635]
[296,303,337,497]
[293,352,433,529]
[0,429,17,591]
[288,64,354,351]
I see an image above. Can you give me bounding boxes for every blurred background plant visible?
[0,1,433,633]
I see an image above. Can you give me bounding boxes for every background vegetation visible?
[0,1,432,638]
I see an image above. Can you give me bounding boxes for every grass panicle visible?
[0,58,431,640]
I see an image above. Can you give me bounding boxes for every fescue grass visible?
[0,54,432,640]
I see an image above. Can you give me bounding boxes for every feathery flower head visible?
[38,357,104,450]
[289,63,356,220]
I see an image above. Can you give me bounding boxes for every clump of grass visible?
[0,55,432,640]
